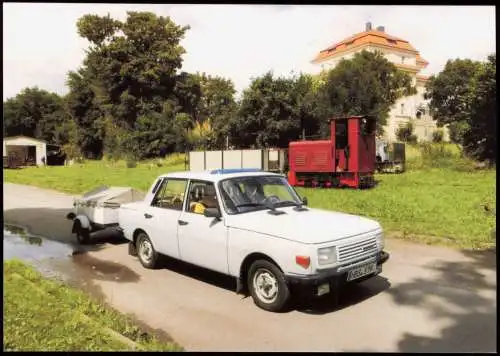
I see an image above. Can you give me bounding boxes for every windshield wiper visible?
[275,200,309,211]
[234,202,266,208]
[275,200,299,207]
[235,202,287,215]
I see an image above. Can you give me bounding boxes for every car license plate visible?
[347,262,377,282]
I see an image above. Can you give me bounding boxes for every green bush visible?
[126,160,137,169]
[432,129,444,143]
[396,122,416,143]
[163,153,186,167]
[407,134,418,144]
[407,142,476,172]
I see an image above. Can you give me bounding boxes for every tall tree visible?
[3,87,66,143]
[425,55,496,162]
[317,50,416,136]
[463,54,496,163]
[72,11,190,159]
[228,72,319,148]
[425,58,482,144]
[195,73,237,148]
[65,69,105,158]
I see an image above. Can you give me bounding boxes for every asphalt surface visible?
[3,183,497,352]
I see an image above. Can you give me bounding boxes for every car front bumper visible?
[284,251,390,296]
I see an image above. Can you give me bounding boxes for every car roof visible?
[159,170,283,183]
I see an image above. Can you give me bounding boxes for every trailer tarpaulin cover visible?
[79,186,145,208]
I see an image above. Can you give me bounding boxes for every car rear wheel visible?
[136,232,160,269]
[247,259,291,312]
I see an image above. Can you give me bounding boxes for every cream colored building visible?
[311,22,448,142]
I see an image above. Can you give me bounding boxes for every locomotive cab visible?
[288,115,376,189]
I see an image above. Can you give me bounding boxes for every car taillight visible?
[296,255,310,269]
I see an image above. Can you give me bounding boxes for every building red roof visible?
[312,25,428,69]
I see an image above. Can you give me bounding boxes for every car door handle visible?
[178,220,188,226]
[144,213,153,219]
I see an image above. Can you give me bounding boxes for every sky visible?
[3,4,496,101]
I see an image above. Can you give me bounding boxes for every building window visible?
[416,111,422,119]
[400,103,405,115]
[401,56,406,64]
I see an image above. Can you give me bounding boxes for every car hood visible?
[225,207,381,244]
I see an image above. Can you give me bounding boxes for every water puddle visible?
[3,224,75,261]
[3,224,80,281]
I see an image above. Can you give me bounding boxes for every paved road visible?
[3,183,497,352]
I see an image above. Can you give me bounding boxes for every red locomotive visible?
[288,115,377,189]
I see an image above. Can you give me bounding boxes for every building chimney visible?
[365,22,372,31]
[376,25,385,32]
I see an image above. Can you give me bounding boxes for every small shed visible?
[3,135,47,166]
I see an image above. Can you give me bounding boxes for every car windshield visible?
[219,175,303,214]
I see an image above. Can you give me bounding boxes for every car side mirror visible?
[204,207,222,219]
[302,197,308,206]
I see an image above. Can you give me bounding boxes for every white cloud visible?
[2,4,495,100]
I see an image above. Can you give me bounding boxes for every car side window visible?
[185,181,219,215]
[151,179,187,211]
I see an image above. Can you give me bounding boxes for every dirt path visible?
[3,183,497,352]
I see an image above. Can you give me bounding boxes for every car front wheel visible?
[136,232,160,269]
[247,259,291,312]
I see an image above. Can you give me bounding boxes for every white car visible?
[118,169,390,312]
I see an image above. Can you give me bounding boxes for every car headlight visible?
[376,231,385,251]
[318,246,337,265]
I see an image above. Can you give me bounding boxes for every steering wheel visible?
[264,195,281,205]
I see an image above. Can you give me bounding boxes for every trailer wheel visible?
[74,221,90,245]
[136,232,160,269]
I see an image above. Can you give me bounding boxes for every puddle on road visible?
[3,224,79,281]
[3,224,138,284]
[71,254,140,283]
[3,224,75,261]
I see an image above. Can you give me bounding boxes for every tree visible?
[131,100,188,159]
[425,58,482,128]
[426,55,496,162]
[71,11,190,159]
[425,58,481,145]
[66,69,105,158]
[195,73,237,148]
[463,54,496,163]
[186,119,214,150]
[228,72,319,148]
[3,87,66,143]
[59,118,83,162]
[317,50,416,136]
[448,121,469,145]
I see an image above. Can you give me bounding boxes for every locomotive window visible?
[335,120,348,149]
[360,118,375,135]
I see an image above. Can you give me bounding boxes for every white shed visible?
[3,136,47,166]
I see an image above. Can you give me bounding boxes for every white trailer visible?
[66,185,145,244]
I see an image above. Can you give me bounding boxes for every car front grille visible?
[337,233,378,263]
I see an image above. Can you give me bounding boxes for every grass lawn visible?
[3,259,183,352]
[296,168,495,249]
[4,149,496,249]
[3,154,187,194]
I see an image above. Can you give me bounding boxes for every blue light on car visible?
[209,168,262,174]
